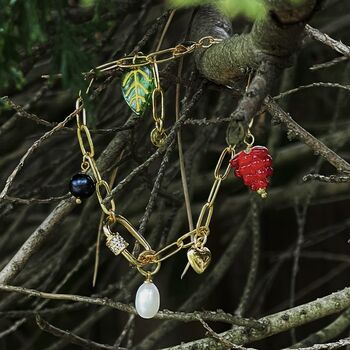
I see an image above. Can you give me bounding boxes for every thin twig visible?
[0,107,82,199]
[36,315,124,350]
[285,337,350,350]
[2,195,70,205]
[274,82,350,100]
[155,10,176,51]
[303,174,350,183]
[290,197,309,343]
[197,317,256,350]
[114,315,135,347]
[310,56,348,71]
[265,98,350,173]
[305,24,350,57]
[235,198,260,316]
[1,96,57,128]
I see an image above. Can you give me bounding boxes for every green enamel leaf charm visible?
[121,65,155,116]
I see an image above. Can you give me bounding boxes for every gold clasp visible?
[103,215,153,267]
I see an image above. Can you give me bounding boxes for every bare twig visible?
[285,337,350,350]
[0,107,81,199]
[274,82,350,100]
[265,98,350,173]
[305,24,350,57]
[303,174,350,183]
[292,308,350,348]
[0,84,50,136]
[1,96,58,128]
[36,315,124,350]
[290,197,310,343]
[197,317,256,350]
[310,56,348,71]
[2,195,69,204]
[235,198,260,316]
[114,315,135,347]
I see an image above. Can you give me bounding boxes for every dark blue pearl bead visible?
[69,173,95,199]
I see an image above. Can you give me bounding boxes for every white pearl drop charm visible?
[135,281,160,319]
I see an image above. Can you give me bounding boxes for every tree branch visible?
[191,1,322,85]
[305,24,350,57]
[162,286,350,349]
[0,284,264,329]
[36,315,124,350]
[265,98,350,173]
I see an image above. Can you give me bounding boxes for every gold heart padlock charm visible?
[187,247,211,274]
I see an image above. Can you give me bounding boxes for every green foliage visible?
[81,0,96,6]
[169,0,267,20]
[52,9,94,92]
[0,0,57,89]
[289,0,306,5]
[0,0,108,93]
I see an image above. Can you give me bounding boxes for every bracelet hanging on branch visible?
[66,36,274,319]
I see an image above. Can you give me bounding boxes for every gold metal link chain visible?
[73,36,231,278]
[75,105,235,276]
[96,36,221,72]
[97,36,221,148]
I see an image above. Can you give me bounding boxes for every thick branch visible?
[292,308,350,348]
[163,286,350,349]
[191,1,321,85]
[226,61,280,143]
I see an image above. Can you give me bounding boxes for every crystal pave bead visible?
[135,281,160,319]
[103,225,129,255]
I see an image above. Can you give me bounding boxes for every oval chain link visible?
[85,156,102,182]
[150,62,167,147]
[154,241,184,262]
[196,203,213,231]
[207,178,222,206]
[77,124,95,157]
[96,180,116,216]
[214,146,235,180]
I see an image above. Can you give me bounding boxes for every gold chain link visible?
[77,124,95,157]
[96,180,116,216]
[214,146,235,180]
[150,62,167,147]
[96,36,221,72]
[75,101,116,221]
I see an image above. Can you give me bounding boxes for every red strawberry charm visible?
[230,146,273,198]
